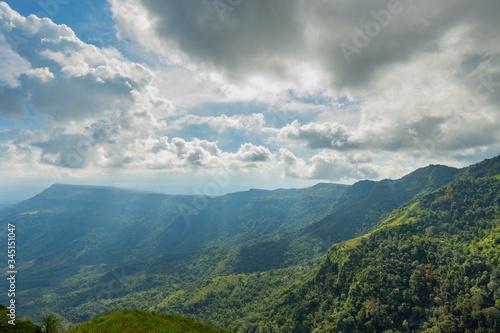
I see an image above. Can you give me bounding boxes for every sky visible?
[0,0,499,202]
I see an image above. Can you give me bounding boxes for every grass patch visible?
[64,308,230,332]
[20,210,39,215]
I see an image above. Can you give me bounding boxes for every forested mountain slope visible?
[259,155,500,332]
[230,164,462,273]
[123,156,497,332]
[0,160,471,329]
[303,164,461,246]
[0,182,348,322]
[0,182,346,286]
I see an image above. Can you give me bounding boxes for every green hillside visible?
[1,156,495,332]
[255,155,500,332]
[0,305,41,332]
[64,308,229,333]
[132,156,499,332]
[0,306,229,333]
[0,183,348,323]
[303,164,461,246]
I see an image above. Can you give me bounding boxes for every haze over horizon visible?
[1,0,499,200]
[0,153,490,208]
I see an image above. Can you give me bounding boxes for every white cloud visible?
[108,0,500,159]
[308,151,379,180]
[279,148,380,181]
[25,67,54,82]
[0,2,166,121]
[170,113,265,133]
[278,120,352,149]
[279,148,310,179]
[352,25,500,153]
[0,34,29,86]
[147,138,275,171]
[1,0,500,189]
[231,143,274,163]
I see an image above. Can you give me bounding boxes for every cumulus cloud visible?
[352,25,500,154]
[0,34,29,86]
[308,151,379,180]
[232,143,273,163]
[279,149,378,181]
[278,120,352,149]
[25,67,54,82]
[108,0,500,163]
[147,138,275,171]
[0,2,277,179]
[1,0,500,187]
[149,137,222,169]
[275,25,500,155]
[170,113,265,133]
[6,117,276,174]
[0,2,161,121]
[279,148,309,179]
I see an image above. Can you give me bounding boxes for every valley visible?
[1,155,499,332]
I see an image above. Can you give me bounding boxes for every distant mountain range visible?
[1,155,499,332]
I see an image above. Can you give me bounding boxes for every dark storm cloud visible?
[138,0,304,81]
[136,0,500,87]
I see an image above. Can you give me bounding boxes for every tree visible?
[40,314,61,333]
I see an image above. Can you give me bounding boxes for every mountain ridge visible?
[251,154,500,332]
[1,157,495,330]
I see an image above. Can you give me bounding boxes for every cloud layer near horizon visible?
[1,0,500,190]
